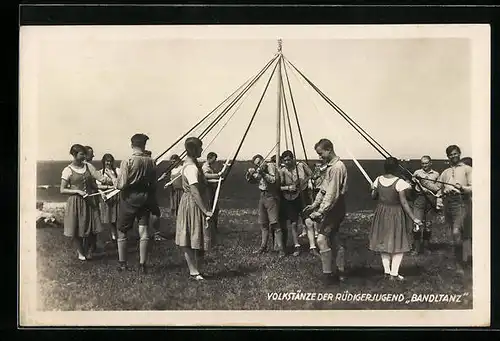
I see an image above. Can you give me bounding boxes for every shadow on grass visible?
[429,242,452,252]
[347,264,425,279]
[36,207,474,310]
[207,264,260,279]
[150,262,186,273]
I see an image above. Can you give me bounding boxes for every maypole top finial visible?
[277,39,282,53]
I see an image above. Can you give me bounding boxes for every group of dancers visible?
[58,133,472,284]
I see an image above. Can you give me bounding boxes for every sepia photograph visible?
[19,24,490,326]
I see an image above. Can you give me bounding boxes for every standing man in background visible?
[436,145,472,275]
[411,155,441,255]
[246,153,285,258]
[202,152,227,245]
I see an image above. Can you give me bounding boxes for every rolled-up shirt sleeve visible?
[184,164,199,185]
[61,167,72,181]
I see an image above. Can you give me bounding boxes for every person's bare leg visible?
[184,247,203,280]
[390,253,405,281]
[291,221,301,256]
[304,218,320,257]
[254,224,270,254]
[73,237,86,260]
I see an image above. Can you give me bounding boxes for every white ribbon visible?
[205,177,224,229]
[86,188,116,198]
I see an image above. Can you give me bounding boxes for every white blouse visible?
[372,176,411,192]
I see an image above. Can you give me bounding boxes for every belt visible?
[444,192,470,200]
[445,191,464,196]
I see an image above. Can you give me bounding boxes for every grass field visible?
[36,203,472,311]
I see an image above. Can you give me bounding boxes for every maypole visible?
[276,39,283,168]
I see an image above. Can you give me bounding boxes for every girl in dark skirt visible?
[369,157,423,281]
[60,144,114,260]
[96,153,121,243]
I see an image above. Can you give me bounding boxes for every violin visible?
[281,162,328,201]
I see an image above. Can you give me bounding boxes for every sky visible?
[30,26,472,161]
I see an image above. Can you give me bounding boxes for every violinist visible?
[278,150,318,257]
[245,153,285,258]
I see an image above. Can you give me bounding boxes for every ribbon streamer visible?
[205,177,224,229]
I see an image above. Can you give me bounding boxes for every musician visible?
[271,155,287,251]
[246,153,285,258]
[311,162,326,198]
[411,155,441,255]
[278,150,317,257]
[303,162,328,252]
[115,134,157,274]
[436,145,472,275]
[202,152,227,244]
[303,139,348,284]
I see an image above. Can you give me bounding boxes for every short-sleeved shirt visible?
[61,163,100,193]
[61,164,87,181]
[372,176,411,192]
[413,168,440,193]
[183,163,199,185]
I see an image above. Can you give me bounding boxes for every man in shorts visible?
[303,139,348,285]
[115,134,157,274]
[411,155,440,255]
[435,145,472,275]
[245,153,285,258]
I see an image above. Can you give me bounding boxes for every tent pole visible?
[276,39,283,168]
